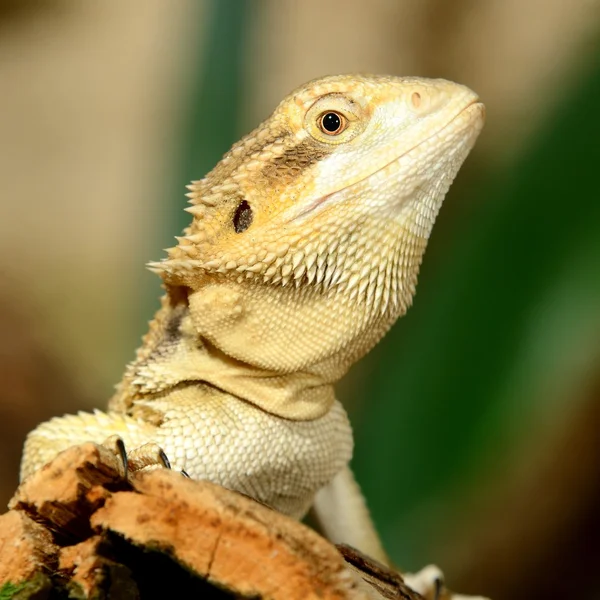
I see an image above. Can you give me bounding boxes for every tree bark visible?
[0,443,423,599]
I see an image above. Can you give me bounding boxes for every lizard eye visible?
[233,199,253,233]
[305,96,364,144]
[318,111,347,135]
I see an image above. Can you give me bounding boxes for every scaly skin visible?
[21,75,485,597]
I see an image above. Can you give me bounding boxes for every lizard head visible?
[152,74,483,313]
[147,75,484,396]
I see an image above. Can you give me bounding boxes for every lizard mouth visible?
[290,99,484,222]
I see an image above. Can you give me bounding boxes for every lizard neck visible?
[112,218,428,421]
[175,220,425,419]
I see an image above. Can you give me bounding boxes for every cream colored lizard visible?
[21,75,485,599]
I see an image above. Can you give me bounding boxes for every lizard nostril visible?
[411,92,422,109]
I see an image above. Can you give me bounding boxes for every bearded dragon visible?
[20,74,485,598]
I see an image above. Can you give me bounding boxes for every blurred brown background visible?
[0,1,599,599]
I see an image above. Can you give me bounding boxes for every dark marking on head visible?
[233,200,253,233]
[260,140,329,184]
[164,304,186,342]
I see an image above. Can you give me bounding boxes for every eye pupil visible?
[233,200,253,233]
[321,112,342,133]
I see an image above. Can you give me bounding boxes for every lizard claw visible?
[155,447,171,470]
[102,435,175,479]
[103,434,130,480]
[435,575,443,600]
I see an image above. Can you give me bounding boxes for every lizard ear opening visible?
[233,200,253,233]
[166,284,190,307]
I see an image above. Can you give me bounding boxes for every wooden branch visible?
[0,444,423,599]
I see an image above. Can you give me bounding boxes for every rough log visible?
[0,443,423,599]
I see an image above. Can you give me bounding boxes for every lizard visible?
[20,74,485,598]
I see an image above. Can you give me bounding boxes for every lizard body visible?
[21,74,484,593]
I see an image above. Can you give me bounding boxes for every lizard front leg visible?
[312,466,389,565]
[20,409,161,481]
